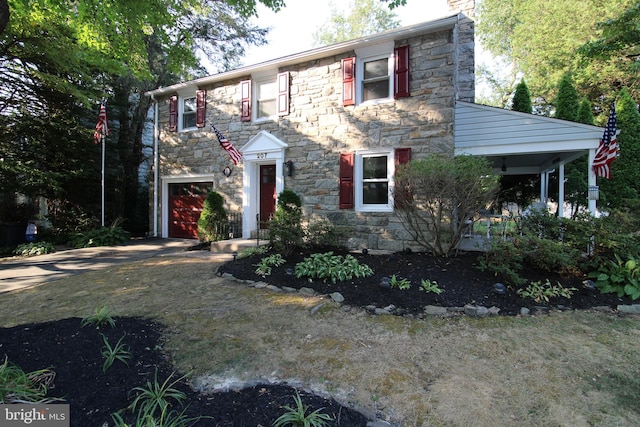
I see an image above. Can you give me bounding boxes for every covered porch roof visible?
[453,101,606,215]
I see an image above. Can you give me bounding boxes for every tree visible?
[476,0,638,110]
[554,73,579,121]
[511,79,532,113]
[598,88,640,211]
[312,0,401,46]
[394,155,499,257]
[0,0,280,231]
[197,192,228,242]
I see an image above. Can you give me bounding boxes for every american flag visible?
[93,100,109,144]
[212,124,242,165]
[592,104,618,180]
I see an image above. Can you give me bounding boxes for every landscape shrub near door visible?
[269,189,303,256]
[197,192,227,242]
[394,155,499,257]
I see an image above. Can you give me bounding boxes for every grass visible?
[0,256,639,426]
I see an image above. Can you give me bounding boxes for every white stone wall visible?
[155,21,475,251]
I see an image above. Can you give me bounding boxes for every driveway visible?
[0,238,259,293]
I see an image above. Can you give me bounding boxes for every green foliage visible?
[255,254,286,277]
[0,357,59,404]
[197,192,227,242]
[13,242,56,257]
[591,255,640,300]
[598,88,640,211]
[69,225,130,248]
[101,335,133,372]
[112,371,205,427]
[394,154,499,256]
[81,306,117,329]
[312,0,400,46]
[419,279,443,295]
[554,73,579,121]
[477,238,526,285]
[295,252,374,284]
[273,391,333,427]
[238,245,270,258]
[269,190,304,256]
[477,0,638,108]
[128,371,188,418]
[517,280,577,303]
[390,275,411,290]
[511,79,532,113]
[304,217,349,250]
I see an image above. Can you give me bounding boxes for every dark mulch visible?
[218,248,634,316]
[0,317,369,426]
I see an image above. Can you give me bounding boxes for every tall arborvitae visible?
[564,98,594,216]
[598,88,640,211]
[512,79,532,113]
[554,73,579,121]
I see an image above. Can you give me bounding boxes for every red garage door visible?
[168,183,212,239]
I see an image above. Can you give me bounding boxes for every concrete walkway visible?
[0,238,263,293]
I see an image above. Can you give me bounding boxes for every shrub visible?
[69,223,130,248]
[294,252,373,284]
[255,254,286,277]
[13,241,55,257]
[304,217,349,250]
[590,255,640,300]
[516,280,577,303]
[273,391,333,427]
[197,192,228,242]
[0,357,59,404]
[394,154,499,257]
[419,279,443,294]
[477,238,525,285]
[269,189,304,256]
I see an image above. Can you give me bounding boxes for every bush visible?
[269,189,304,256]
[69,225,130,248]
[197,192,227,242]
[13,242,56,257]
[294,252,374,284]
[304,217,349,250]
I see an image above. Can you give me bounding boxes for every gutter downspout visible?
[150,94,159,237]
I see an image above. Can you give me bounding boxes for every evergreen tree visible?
[598,89,640,211]
[511,79,532,113]
[554,73,579,121]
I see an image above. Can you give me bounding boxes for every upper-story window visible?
[181,96,197,130]
[240,71,290,122]
[168,90,206,132]
[342,43,410,107]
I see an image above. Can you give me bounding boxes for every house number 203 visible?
[256,153,268,159]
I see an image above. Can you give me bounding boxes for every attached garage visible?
[167,182,212,239]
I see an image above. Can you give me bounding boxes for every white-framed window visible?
[355,42,394,106]
[255,75,277,120]
[355,149,394,212]
[180,95,197,130]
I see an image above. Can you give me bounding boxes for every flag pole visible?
[101,132,105,227]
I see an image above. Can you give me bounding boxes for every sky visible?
[241,0,451,66]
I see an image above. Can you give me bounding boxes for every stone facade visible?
[151,0,475,251]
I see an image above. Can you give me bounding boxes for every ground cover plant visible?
[1,250,640,426]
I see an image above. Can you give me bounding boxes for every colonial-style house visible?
[145,0,607,251]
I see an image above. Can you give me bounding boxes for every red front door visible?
[259,165,276,229]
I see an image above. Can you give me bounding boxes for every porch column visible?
[587,148,597,215]
[557,163,565,217]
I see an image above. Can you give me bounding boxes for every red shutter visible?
[394,46,410,99]
[168,96,177,132]
[277,71,290,116]
[196,89,206,128]
[394,148,412,207]
[339,153,354,209]
[341,57,356,106]
[240,80,251,122]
